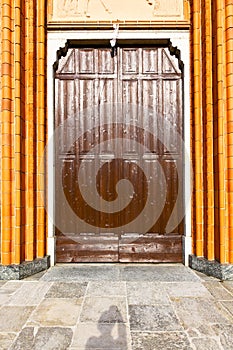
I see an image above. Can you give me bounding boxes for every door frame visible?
[47,30,191,266]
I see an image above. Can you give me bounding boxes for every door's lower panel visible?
[56,233,182,263]
[119,234,182,263]
[56,234,119,263]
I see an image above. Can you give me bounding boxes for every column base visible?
[0,256,50,280]
[189,255,233,280]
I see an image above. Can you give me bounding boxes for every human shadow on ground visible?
[85,305,127,349]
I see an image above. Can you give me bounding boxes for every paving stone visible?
[28,298,82,326]
[164,282,212,298]
[120,266,160,281]
[10,327,34,349]
[186,324,217,337]
[203,282,233,300]
[127,282,169,305]
[8,282,52,306]
[11,327,73,350]
[1,281,23,293]
[0,282,24,306]
[87,282,126,297]
[24,270,47,280]
[222,281,233,295]
[129,305,182,332]
[131,331,192,350]
[33,327,72,350]
[41,264,200,282]
[72,322,130,348]
[152,266,200,282]
[191,337,222,350]
[171,298,229,329]
[80,297,127,323]
[0,306,34,332]
[45,282,87,298]
[0,333,17,349]
[41,265,120,281]
[220,301,233,317]
[0,292,11,305]
[34,327,73,350]
[121,265,199,282]
[193,270,220,282]
[0,282,6,287]
[186,328,201,338]
[0,282,25,306]
[212,324,233,349]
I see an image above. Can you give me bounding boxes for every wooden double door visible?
[55,41,184,263]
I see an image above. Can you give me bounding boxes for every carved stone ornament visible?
[48,0,189,27]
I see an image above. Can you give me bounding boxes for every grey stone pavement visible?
[0,264,233,349]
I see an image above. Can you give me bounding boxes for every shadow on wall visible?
[85,305,127,349]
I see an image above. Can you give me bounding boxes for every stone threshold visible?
[0,256,50,280]
[189,254,233,280]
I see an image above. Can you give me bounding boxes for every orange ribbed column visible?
[0,0,47,267]
[0,3,2,259]
[192,0,204,257]
[13,0,25,264]
[36,0,47,258]
[191,0,233,274]
[203,0,214,261]
[24,0,36,261]
[226,0,233,263]
[215,0,228,263]
[1,0,14,265]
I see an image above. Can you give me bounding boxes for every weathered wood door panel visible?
[55,44,183,263]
